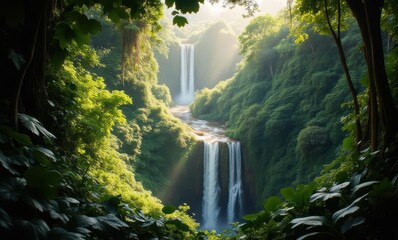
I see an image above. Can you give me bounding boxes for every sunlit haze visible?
[164,0,287,34]
[206,0,286,16]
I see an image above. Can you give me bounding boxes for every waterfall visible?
[201,140,244,230]
[176,44,195,105]
[226,142,243,224]
[202,141,220,229]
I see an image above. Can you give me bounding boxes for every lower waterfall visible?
[201,140,243,231]
[226,141,243,224]
[202,141,221,230]
[169,106,248,232]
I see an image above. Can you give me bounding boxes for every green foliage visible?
[296,125,329,159]
[90,14,196,195]
[239,14,281,55]
[192,15,366,203]
[45,41,200,238]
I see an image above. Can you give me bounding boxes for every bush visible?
[296,125,329,159]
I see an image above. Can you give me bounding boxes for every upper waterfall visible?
[175,44,195,105]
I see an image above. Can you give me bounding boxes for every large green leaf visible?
[32,146,56,164]
[162,205,176,214]
[47,227,86,240]
[18,114,56,139]
[0,208,12,229]
[0,177,27,202]
[280,186,295,202]
[291,216,327,229]
[8,49,26,70]
[101,195,122,215]
[14,219,50,240]
[329,181,350,192]
[0,150,19,175]
[242,212,261,221]
[332,205,360,224]
[263,196,281,212]
[166,219,190,232]
[173,15,188,27]
[351,181,379,195]
[95,214,129,230]
[310,192,341,202]
[340,217,365,234]
[175,0,201,13]
[165,0,175,8]
[75,214,128,232]
[22,195,46,212]
[47,200,69,223]
[297,232,326,240]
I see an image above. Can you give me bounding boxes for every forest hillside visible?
[0,0,397,239]
[191,15,366,203]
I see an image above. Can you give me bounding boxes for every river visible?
[169,105,233,143]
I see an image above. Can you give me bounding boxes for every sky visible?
[164,0,287,35]
[205,0,287,16]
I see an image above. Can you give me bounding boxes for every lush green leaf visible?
[0,177,27,202]
[18,114,56,139]
[165,0,175,8]
[310,192,341,202]
[14,219,50,240]
[8,49,25,70]
[332,205,360,224]
[33,147,56,164]
[101,195,122,215]
[162,205,176,214]
[172,15,188,27]
[297,232,325,240]
[0,208,12,229]
[281,187,296,202]
[352,181,379,195]
[330,182,350,192]
[340,217,365,234]
[0,151,19,175]
[291,216,327,229]
[47,227,86,240]
[263,196,281,212]
[242,212,261,221]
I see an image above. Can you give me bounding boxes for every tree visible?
[345,0,398,151]
[294,0,398,151]
[294,0,363,149]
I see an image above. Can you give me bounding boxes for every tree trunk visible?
[7,0,50,131]
[324,0,362,147]
[346,0,398,150]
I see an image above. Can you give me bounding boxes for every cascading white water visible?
[202,141,220,230]
[176,44,195,105]
[170,106,245,231]
[226,141,243,224]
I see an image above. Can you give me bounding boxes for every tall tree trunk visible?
[346,0,398,150]
[9,0,50,131]
[324,0,362,148]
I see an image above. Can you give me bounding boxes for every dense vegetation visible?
[88,15,196,196]
[0,0,204,238]
[191,14,366,202]
[1,0,397,239]
[191,0,398,239]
